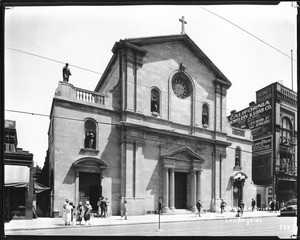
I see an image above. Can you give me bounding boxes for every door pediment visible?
[161,147,205,163]
[161,147,204,171]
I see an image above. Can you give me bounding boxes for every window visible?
[171,72,192,99]
[235,147,241,167]
[151,88,160,115]
[84,119,96,149]
[281,117,293,144]
[202,104,209,126]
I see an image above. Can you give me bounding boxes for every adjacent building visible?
[4,120,34,220]
[228,82,297,208]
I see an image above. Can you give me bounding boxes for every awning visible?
[34,181,51,193]
[5,165,51,193]
[5,165,29,187]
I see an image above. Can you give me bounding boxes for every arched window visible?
[281,117,293,144]
[84,119,96,149]
[202,104,209,126]
[151,88,160,115]
[235,147,241,167]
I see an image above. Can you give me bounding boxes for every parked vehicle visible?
[280,199,297,216]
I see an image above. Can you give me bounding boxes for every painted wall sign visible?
[253,136,273,153]
[228,84,274,139]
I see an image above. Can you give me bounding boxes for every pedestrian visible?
[220,199,226,213]
[269,199,274,212]
[100,196,106,218]
[105,197,110,218]
[76,201,84,225]
[251,198,256,211]
[280,200,285,210]
[97,197,102,217]
[102,197,107,218]
[62,63,71,82]
[196,200,202,217]
[275,201,279,213]
[121,196,128,220]
[238,200,244,217]
[63,199,72,225]
[84,200,92,225]
[69,201,75,224]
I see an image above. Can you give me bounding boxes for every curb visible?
[5,214,280,232]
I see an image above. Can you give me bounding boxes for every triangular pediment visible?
[122,34,231,87]
[95,34,231,92]
[161,147,204,163]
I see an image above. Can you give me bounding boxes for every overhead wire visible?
[198,6,297,62]
[6,108,294,158]
[5,46,243,117]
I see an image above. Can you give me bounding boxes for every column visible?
[75,169,79,206]
[125,141,134,198]
[196,170,202,202]
[169,168,175,211]
[163,168,169,212]
[190,170,197,212]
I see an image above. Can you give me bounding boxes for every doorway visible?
[79,172,101,211]
[233,181,243,207]
[174,172,187,209]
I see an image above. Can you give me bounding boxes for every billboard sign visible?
[253,136,273,153]
[228,84,274,139]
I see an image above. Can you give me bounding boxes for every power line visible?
[6,108,296,158]
[6,47,102,75]
[199,7,297,62]
[6,46,233,114]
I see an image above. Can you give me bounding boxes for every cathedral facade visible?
[48,34,255,217]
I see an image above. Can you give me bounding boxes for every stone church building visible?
[48,32,256,217]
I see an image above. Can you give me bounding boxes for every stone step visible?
[174,209,193,214]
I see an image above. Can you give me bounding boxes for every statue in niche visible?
[235,154,240,167]
[202,109,208,125]
[85,130,95,149]
[151,96,159,113]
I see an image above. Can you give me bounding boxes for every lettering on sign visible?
[144,134,159,141]
[252,136,272,153]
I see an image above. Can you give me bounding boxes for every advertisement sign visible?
[4,120,16,129]
[253,136,273,153]
[252,153,272,185]
[228,84,274,139]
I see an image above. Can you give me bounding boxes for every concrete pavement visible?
[5,210,280,232]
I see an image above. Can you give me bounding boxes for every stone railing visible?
[75,88,105,105]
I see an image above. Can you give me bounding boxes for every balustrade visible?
[75,89,105,105]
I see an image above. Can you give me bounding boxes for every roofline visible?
[124,34,232,87]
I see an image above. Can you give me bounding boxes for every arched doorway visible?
[256,194,261,208]
[231,172,248,207]
[73,157,108,211]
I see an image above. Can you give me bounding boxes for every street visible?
[5,216,296,238]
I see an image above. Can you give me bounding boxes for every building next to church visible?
[47,29,257,217]
[228,82,297,208]
[4,120,34,220]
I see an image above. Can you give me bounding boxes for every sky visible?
[4,2,297,167]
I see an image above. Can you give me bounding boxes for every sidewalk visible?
[5,210,280,232]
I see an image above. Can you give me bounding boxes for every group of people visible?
[62,199,92,225]
[97,196,110,218]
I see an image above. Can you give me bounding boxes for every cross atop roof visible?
[179,16,187,34]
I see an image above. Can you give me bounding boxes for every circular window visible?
[171,73,192,99]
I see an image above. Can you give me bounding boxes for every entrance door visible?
[256,194,261,208]
[233,181,243,207]
[79,172,101,211]
[175,172,187,209]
